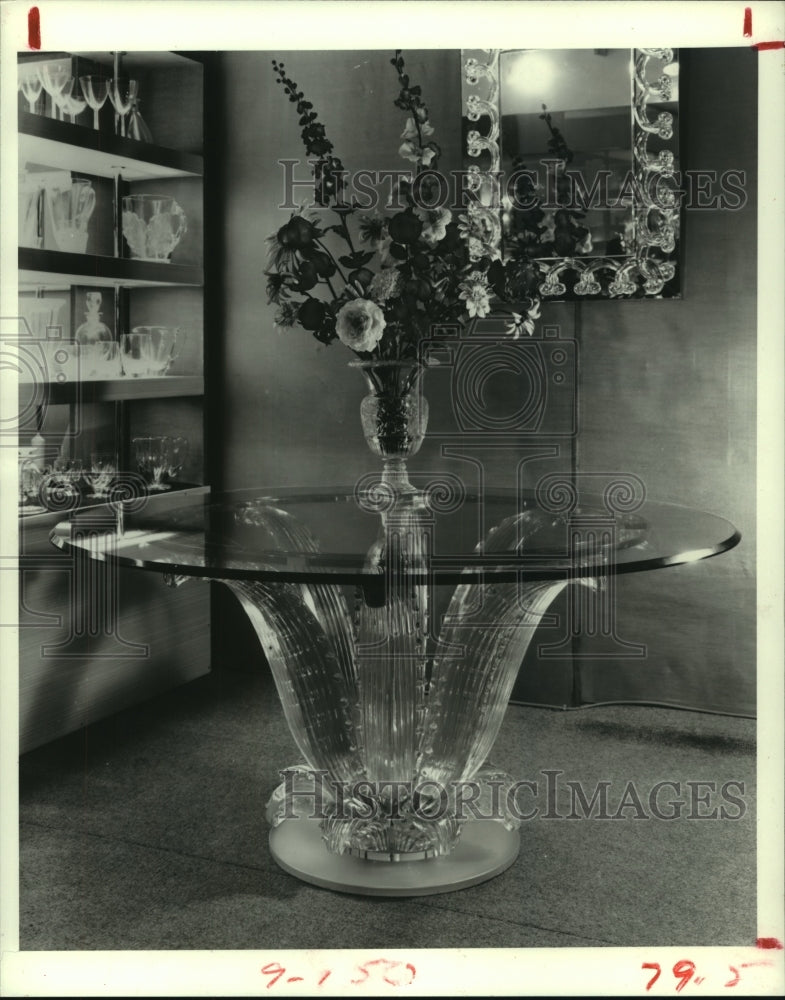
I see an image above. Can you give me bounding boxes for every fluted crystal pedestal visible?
[226,483,570,895]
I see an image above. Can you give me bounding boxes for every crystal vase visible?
[351,359,428,492]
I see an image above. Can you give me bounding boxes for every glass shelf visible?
[18,375,204,406]
[18,248,204,289]
[19,112,204,180]
[19,484,210,525]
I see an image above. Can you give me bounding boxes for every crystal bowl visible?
[121,194,187,262]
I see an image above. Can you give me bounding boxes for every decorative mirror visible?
[462,48,681,300]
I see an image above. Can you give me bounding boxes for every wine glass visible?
[19,67,43,114]
[59,78,87,124]
[133,436,168,491]
[41,457,84,510]
[79,75,109,130]
[108,78,138,137]
[39,63,71,120]
[86,453,117,499]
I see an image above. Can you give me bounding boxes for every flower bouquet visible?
[266,51,580,363]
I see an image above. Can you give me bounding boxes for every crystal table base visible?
[269,809,520,896]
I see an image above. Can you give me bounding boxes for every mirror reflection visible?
[464,48,681,299]
[500,49,636,260]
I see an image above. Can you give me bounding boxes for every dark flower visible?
[280,216,318,251]
[266,271,293,305]
[348,267,374,293]
[313,314,338,345]
[296,259,319,292]
[388,211,423,246]
[298,298,326,331]
[274,299,301,328]
[310,250,336,278]
[404,276,431,301]
[358,214,387,244]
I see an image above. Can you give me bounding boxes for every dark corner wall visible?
[212,48,757,717]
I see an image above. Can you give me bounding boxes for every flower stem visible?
[314,238,348,284]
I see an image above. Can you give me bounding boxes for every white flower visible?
[466,235,486,261]
[506,299,541,338]
[368,268,402,303]
[398,140,420,164]
[458,271,492,319]
[335,298,387,353]
[401,117,434,141]
[415,206,452,245]
[457,201,489,241]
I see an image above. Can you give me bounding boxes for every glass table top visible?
[50,486,741,587]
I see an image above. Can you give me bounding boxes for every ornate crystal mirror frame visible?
[462,48,681,300]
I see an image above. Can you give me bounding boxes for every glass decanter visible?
[75,292,112,344]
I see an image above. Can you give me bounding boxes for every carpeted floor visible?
[18,667,756,951]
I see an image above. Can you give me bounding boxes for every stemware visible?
[133,436,188,491]
[86,453,118,499]
[59,78,87,124]
[79,75,109,130]
[130,326,180,376]
[42,457,84,509]
[108,78,139,137]
[133,436,169,491]
[19,67,43,114]
[39,63,71,120]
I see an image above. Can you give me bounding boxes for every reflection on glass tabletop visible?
[50,486,741,585]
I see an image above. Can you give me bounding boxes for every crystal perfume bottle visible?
[75,291,112,344]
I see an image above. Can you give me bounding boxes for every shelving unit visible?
[18,375,205,406]
[17,50,212,753]
[19,247,204,287]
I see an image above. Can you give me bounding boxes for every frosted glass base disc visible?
[269,817,520,896]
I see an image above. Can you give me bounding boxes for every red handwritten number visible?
[386,962,416,987]
[643,963,662,991]
[725,966,741,987]
[673,960,696,992]
[261,962,286,988]
[351,958,416,987]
